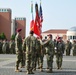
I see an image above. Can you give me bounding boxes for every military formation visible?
[0,38,15,54]
[0,28,76,74]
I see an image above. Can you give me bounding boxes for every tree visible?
[11,34,15,40]
[0,33,6,40]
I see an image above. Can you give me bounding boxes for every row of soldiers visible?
[0,39,15,54]
[15,28,76,74]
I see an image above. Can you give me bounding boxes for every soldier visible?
[21,37,26,68]
[72,40,76,56]
[9,39,15,54]
[43,34,54,73]
[6,40,10,54]
[15,28,23,72]
[55,37,64,69]
[0,39,3,54]
[24,31,37,74]
[34,36,44,72]
[2,39,7,54]
[65,40,72,56]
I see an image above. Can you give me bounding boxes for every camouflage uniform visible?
[2,39,7,54]
[0,40,3,54]
[24,31,37,74]
[65,40,72,56]
[43,34,54,73]
[9,40,15,54]
[21,38,26,68]
[55,40,64,69]
[34,38,44,71]
[72,40,76,56]
[15,28,23,72]
[6,40,10,54]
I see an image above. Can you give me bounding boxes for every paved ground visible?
[0,54,76,75]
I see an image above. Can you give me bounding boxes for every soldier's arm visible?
[22,38,26,52]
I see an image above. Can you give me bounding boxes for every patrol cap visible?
[16,28,22,32]
[29,30,34,34]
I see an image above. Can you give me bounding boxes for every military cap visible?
[47,34,52,38]
[30,30,34,34]
[58,37,61,39]
[37,36,40,39]
[16,28,22,32]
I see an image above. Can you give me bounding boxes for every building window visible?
[68,36,72,39]
[73,36,76,39]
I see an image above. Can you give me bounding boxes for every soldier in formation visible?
[72,40,76,56]
[23,31,37,74]
[65,40,72,56]
[55,37,65,69]
[15,28,23,72]
[0,39,3,54]
[9,39,15,54]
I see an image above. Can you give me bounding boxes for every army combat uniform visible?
[72,40,76,56]
[43,34,54,73]
[65,40,72,56]
[55,38,64,69]
[15,28,23,72]
[24,31,37,74]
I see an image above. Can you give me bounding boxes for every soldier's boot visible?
[47,68,52,73]
[40,67,43,72]
[15,66,22,72]
[26,70,30,74]
[33,68,36,71]
[37,66,40,69]
[57,62,59,69]
[46,66,49,70]
[30,69,34,74]
[59,63,62,70]
[57,66,59,69]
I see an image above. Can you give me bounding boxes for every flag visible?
[30,1,34,31]
[39,1,43,23]
[39,1,43,33]
[34,3,41,36]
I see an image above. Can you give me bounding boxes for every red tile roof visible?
[43,29,68,34]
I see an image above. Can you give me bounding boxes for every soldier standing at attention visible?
[15,28,23,72]
[43,34,54,73]
[24,31,37,74]
[72,40,76,56]
[0,39,3,54]
[55,37,64,69]
[65,40,72,56]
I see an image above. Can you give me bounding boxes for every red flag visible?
[34,3,41,36]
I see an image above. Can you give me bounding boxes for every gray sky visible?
[0,0,76,36]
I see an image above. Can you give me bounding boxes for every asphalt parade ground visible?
[0,54,76,75]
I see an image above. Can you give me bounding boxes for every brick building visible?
[0,8,26,40]
[11,17,26,38]
[0,8,11,40]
